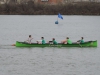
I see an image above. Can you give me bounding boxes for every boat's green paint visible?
[16,40,97,47]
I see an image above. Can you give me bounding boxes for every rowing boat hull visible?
[15,40,97,47]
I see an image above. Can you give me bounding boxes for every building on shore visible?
[37,0,63,5]
[0,0,100,4]
[64,0,100,2]
[0,0,35,4]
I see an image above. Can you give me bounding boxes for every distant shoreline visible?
[0,2,100,15]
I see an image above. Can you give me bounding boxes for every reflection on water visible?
[0,15,100,75]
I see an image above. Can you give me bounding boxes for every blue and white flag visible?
[58,13,63,20]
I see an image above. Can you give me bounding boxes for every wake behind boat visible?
[15,40,97,47]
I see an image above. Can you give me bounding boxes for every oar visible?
[79,43,82,47]
[12,44,16,46]
[77,40,82,47]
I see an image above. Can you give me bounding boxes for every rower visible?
[52,38,58,45]
[61,37,72,44]
[77,37,84,43]
[66,37,72,44]
[25,35,33,44]
[48,38,58,45]
[37,37,46,44]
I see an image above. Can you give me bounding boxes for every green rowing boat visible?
[16,40,97,47]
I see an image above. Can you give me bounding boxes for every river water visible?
[0,15,100,75]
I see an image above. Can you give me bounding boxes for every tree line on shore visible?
[0,2,100,15]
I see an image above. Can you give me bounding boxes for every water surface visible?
[0,15,100,75]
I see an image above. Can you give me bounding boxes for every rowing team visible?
[25,35,84,44]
